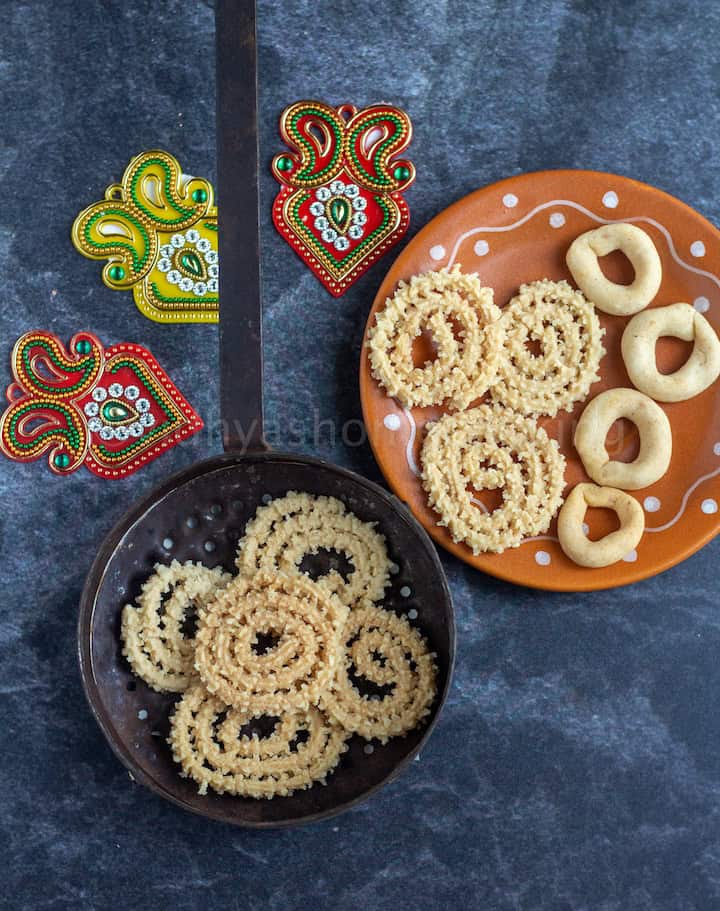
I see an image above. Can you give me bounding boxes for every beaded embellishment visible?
[272,101,415,296]
[71,150,218,323]
[0,330,203,477]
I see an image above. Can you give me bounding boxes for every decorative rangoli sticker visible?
[271,101,415,296]
[71,150,218,323]
[0,330,203,478]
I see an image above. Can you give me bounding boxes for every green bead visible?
[75,339,92,355]
[179,250,204,277]
[108,265,125,281]
[329,197,351,232]
[276,156,294,172]
[191,187,208,203]
[102,401,132,423]
[393,165,411,182]
[54,453,70,469]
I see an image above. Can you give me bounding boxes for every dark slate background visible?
[2,1,719,909]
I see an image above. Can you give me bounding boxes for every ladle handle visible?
[216,0,267,453]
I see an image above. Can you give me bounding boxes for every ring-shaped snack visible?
[558,483,644,568]
[566,223,662,315]
[574,388,671,490]
[621,302,720,402]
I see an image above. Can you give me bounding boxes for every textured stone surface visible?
[2,1,720,909]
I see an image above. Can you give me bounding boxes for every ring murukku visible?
[366,265,504,410]
[168,684,349,797]
[420,405,566,554]
[194,572,347,713]
[621,302,720,402]
[558,483,644,568]
[566,223,662,315]
[320,605,437,743]
[490,279,606,416]
[121,560,232,693]
[236,491,391,607]
[574,388,672,490]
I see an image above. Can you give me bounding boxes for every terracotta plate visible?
[360,170,720,591]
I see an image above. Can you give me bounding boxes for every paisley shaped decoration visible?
[71,150,219,324]
[0,330,203,478]
[272,101,415,297]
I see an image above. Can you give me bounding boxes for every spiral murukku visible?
[121,560,232,693]
[490,279,606,417]
[320,605,437,743]
[366,265,504,410]
[168,684,349,797]
[420,404,566,554]
[236,491,391,607]
[194,572,347,713]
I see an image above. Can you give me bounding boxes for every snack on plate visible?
[566,223,661,315]
[420,404,566,554]
[194,572,347,713]
[168,684,349,798]
[490,279,606,417]
[236,491,391,607]
[366,265,503,410]
[574,388,672,490]
[320,604,437,743]
[121,560,232,693]
[557,483,644,568]
[621,302,720,402]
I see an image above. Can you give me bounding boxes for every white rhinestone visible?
[136,398,150,413]
[352,211,367,226]
[204,249,218,265]
[348,225,363,240]
[193,281,207,296]
[208,264,219,279]
[315,186,331,202]
[124,385,139,400]
[321,228,338,243]
[330,180,345,195]
[129,422,144,437]
[114,426,130,441]
[179,278,194,292]
[196,238,211,253]
[88,417,103,432]
[207,278,218,293]
[314,216,329,231]
[92,387,107,402]
[108,382,123,397]
[309,201,325,217]
[352,196,367,211]
[84,401,99,417]
[99,426,114,440]
[170,233,185,248]
[344,184,359,198]
[167,270,181,285]
[157,258,172,273]
[140,412,155,428]
[185,228,200,243]
[334,236,350,251]
[160,244,174,258]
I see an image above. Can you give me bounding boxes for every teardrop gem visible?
[102,400,132,423]
[179,251,204,277]
[328,197,351,233]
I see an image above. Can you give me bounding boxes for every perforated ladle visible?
[77,0,454,827]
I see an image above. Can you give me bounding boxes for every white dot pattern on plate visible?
[502,193,518,208]
[383,414,401,431]
[694,296,710,313]
[714,442,720,456]
[138,709,148,720]
[429,244,446,261]
[400,585,412,598]
[643,496,661,513]
[691,241,706,258]
[602,191,619,208]
[623,550,638,563]
[162,537,174,550]
[407,608,418,620]
[535,550,551,566]
[549,212,566,228]
[582,522,590,535]
[701,498,718,515]
[474,239,490,256]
